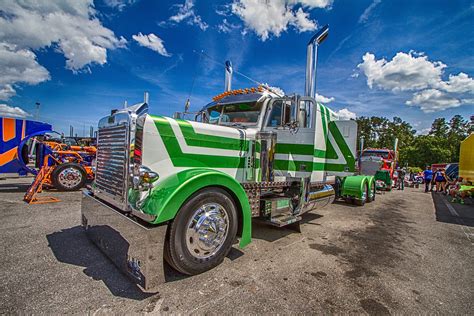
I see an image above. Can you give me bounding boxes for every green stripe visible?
[275,159,313,172]
[320,103,327,137]
[152,116,245,168]
[314,149,326,158]
[328,121,356,172]
[275,143,314,155]
[174,118,248,151]
[325,138,338,159]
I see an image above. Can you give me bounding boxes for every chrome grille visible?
[95,124,128,202]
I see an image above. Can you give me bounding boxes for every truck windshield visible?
[207,101,263,127]
[362,151,390,159]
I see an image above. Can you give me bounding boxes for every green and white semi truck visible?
[81,25,374,290]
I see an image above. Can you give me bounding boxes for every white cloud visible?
[231,0,326,41]
[357,51,445,92]
[162,0,208,31]
[335,108,356,120]
[132,33,171,57]
[315,93,335,103]
[435,72,474,93]
[217,19,241,33]
[292,8,317,32]
[358,0,381,24]
[0,0,126,99]
[0,104,31,118]
[293,0,334,9]
[357,50,474,112]
[103,0,138,11]
[0,85,16,100]
[406,89,462,113]
[0,44,50,101]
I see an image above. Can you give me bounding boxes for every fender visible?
[17,130,54,175]
[366,175,375,200]
[341,175,369,200]
[140,168,252,248]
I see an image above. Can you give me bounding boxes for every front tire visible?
[165,188,238,275]
[51,163,87,191]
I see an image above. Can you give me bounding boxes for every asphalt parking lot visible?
[0,178,473,314]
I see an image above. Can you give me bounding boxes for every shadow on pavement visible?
[431,192,474,227]
[46,226,153,300]
[0,182,31,193]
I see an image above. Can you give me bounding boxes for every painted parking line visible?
[442,198,474,245]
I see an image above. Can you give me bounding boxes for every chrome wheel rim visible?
[185,203,229,259]
[58,168,82,189]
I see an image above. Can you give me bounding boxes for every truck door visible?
[263,97,315,179]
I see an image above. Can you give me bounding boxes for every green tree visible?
[356,114,470,168]
[429,118,449,137]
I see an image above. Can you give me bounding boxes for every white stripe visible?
[275,153,313,162]
[166,117,244,157]
[188,120,244,139]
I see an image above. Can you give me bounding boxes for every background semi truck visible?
[81,26,373,290]
[358,138,399,191]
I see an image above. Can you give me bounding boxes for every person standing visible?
[398,168,406,190]
[435,168,448,193]
[423,166,433,192]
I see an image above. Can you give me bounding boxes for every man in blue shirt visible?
[423,166,434,192]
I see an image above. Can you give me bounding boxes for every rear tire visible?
[355,183,368,206]
[51,163,87,191]
[165,187,238,275]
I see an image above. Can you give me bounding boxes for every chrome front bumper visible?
[81,191,167,292]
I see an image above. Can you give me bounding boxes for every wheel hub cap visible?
[185,203,229,259]
[58,168,82,188]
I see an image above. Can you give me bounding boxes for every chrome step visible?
[269,214,302,227]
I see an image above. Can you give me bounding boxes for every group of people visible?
[422,165,469,203]
[422,166,449,193]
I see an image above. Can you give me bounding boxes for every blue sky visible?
[0,0,473,135]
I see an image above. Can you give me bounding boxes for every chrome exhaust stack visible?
[304,25,329,98]
[225,60,233,92]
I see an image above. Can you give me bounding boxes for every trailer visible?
[0,117,52,177]
[81,26,372,291]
